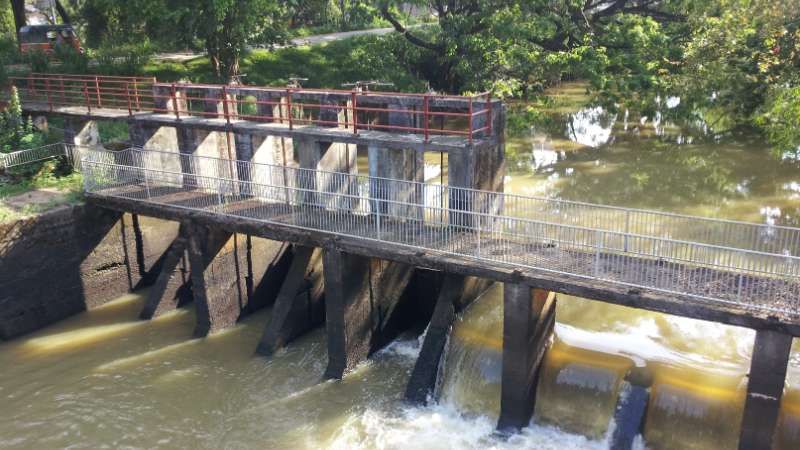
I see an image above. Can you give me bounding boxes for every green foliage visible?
[92,41,155,76]
[146,35,425,91]
[0,87,45,153]
[757,86,800,157]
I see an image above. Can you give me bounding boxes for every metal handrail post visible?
[423,94,430,142]
[351,91,358,134]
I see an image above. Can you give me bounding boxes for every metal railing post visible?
[94,76,102,108]
[59,76,65,106]
[351,91,358,134]
[624,210,631,252]
[45,78,52,112]
[171,83,180,120]
[83,82,92,114]
[376,197,382,240]
[487,92,493,137]
[134,81,141,111]
[222,85,231,125]
[423,94,430,142]
[143,166,151,199]
[286,88,293,130]
[468,96,473,144]
[125,82,133,116]
[594,230,603,277]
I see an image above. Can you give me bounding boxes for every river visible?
[1,83,798,449]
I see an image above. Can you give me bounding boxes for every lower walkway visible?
[81,147,800,334]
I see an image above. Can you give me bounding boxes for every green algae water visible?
[1,83,799,449]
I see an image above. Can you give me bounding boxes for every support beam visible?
[738,330,793,450]
[323,249,415,379]
[405,275,493,403]
[497,285,556,431]
[139,224,192,319]
[257,246,325,355]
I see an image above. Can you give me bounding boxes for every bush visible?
[92,41,155,76]
[54,45,90,74]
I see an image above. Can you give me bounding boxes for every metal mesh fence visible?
[80,147,800,317]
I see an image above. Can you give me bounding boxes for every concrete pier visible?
[185,223,290,337]
[497,285,556,431]
[738,330,793,450]
[257,245,325,355]
[139,224,192,319]
[322,249,415,379]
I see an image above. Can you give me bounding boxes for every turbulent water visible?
[2,82,800,449]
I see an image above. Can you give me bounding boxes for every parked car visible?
[18,24,83,55]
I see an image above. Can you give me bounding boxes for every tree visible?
[378,0,686,94]
[79,0,287,81]
[191,0,287,81]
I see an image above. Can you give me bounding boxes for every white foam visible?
[325,402,609,450]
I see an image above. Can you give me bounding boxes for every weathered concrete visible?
[295,136,357,207]
[497,286,556,431]
[322,249,416,379]
[0,205,174,339]
[186,222,291,337]
[448,104,506,225]
[368,144,424,219]
[738,330,793,450]
[257,245,325,355]
[405,275,493,403]
[140,223,192,319]
[63,117,99,148]
[235,131,295,198]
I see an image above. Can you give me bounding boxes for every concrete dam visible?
[1,73,800,449]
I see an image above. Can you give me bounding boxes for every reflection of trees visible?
[551,139,738,209]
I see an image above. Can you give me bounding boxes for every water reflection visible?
[506,89,800,226]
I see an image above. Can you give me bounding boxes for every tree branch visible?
[380,6,444,53]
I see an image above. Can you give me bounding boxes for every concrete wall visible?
[0,205,177,339]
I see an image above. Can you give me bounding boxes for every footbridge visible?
[9,74,800,450]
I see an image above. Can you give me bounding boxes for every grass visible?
[144,35,425,91]
[0,161,84,223]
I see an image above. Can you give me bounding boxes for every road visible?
[152,27,398,63]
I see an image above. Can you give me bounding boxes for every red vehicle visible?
[18,24,83,55]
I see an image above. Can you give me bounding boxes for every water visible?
[2,82,800,449]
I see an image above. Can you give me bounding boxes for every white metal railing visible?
[80,147,800,317]
[0,143,71,169]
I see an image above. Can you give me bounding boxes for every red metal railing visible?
[10,74,496,142]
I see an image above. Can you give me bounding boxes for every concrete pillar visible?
[140,223,192,319]
[610,368,653,450]
[185,222,290,336]
[234,131,294,200]
[63,118,99,147]
[497,285,556,431]
[447,103,506,225]
[295,137,356,208]
[738,330,793,450]
[368,145,424,219]
[322,249,416,379]
[405,275,493,403]
[257,246,325,355]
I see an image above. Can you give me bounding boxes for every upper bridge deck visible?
[11,73,501,152]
